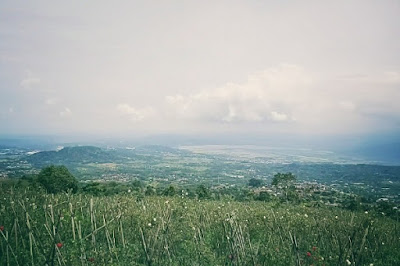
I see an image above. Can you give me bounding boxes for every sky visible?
[1,1,399,142]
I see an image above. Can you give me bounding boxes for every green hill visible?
[25,146,120,166]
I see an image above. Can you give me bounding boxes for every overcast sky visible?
[1,1,399,139]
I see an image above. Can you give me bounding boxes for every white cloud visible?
[162,65,400,134]
[59,107,72,117]
[45,98,57,105]
[270,111,289,122]
[116,104,155,122]
[165,64,309,124]
[20,77,41,89]
[20,71,41,89]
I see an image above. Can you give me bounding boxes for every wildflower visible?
[307,252,312,257]
[304,214,308,218]
[148,223,152,227]
[0,225,4,231]
[312,246,317,251]
[88,257,95,262]
[56,243,63,248]
[346,259,351,265]
[365,211,368,214]
[153,218,156,222]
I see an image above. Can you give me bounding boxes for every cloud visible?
[165,64,308,124]
[116,104,155,122]
[20,77,41,89]
[162,64,400,134]
[270,111,290,122]
[45,98,57,105]
[20,71,41,89]
[59,107,72,117]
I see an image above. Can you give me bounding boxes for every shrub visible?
[37,165,78,193]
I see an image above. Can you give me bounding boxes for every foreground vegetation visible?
[1,184,399,265]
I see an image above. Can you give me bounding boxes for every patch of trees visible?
[37,165,78,193]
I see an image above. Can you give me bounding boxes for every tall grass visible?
[0,187,399,265]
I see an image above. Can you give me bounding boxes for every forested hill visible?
[25,146,119,166]
[24,145,189,168]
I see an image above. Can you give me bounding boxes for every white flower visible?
[128,189,131,193]
[365,211,368,214]
[148,223,152,227]
[346,259,351,265]
[304,214,308,218]
[263,216,266,219]
[153,218,156,222]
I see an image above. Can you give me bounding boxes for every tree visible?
[255,191,271,202]
[271,172,297,202]
[37,165,78,193]
[271,172,296,187]
[163,185,176,196]
[196,184,210,199]
[248,178,263,188]
[145,185,156,196]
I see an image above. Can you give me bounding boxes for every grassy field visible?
[0,187,399,265]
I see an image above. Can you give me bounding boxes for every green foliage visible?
[196,184,210,199]
[272,172,298,203]
[144,185,155,196]
[163,185,176,196]
[82,182,106,196]
[272,172,296,187]
[255,191,271,201]
[37,165,78,193]
[248,178,263,187]
[343,196,362,211]
[0,187,399,265]
[81,181,143,196]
